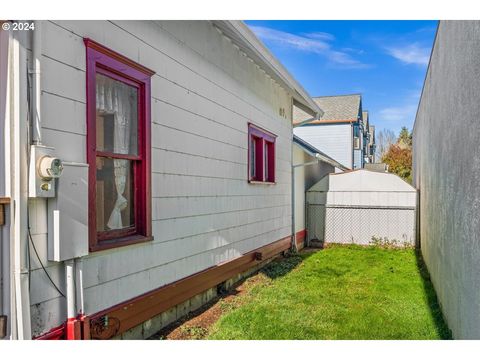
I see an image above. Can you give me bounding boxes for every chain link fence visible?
[307,204,416,246]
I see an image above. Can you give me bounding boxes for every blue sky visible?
[245,20,437,135]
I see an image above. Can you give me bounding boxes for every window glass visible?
[96,73,138,155]
[96,157,135,231]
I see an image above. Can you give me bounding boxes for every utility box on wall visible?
[48,162,89,261]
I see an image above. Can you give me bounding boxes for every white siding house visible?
[293,94,372,171]
[294,123,352,169]
[0,20,321,340]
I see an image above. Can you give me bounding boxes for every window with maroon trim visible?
[84,38,154,252]
[248,124,276,183]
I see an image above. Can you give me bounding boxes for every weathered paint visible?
[413,20,480,339]
[25,20,294,337]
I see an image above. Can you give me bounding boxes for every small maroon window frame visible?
[248,123,276,184]
[84,38,155,252]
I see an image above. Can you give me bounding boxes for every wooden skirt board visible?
[83,235,292,339]
[296,229,307,247]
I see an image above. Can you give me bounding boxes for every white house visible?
[0,20,323,340]
[294,94,372,171]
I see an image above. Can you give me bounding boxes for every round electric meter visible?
[38,156,64,180]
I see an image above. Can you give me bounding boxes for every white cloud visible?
[249,25,369,69]
[386,43,431,66]
[379,104,417,125]
[304,32,336,41]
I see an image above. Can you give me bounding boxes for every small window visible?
[85,38,154,252]
[248,124,276,183]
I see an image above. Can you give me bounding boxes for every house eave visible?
[211,20,322,119]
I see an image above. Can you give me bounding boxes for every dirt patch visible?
[148,257,287,340]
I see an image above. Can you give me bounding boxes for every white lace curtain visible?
[96,75,134,230]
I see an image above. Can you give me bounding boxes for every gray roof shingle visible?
[293,94,362,125]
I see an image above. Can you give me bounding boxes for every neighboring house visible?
[368,124,376,163]
[362,111,376,164]
[0,20,322,340]
[293,94,370,171]
[413,20,480,339]
[292,135,348,249]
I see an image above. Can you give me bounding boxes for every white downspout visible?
[11,30,32,340]
[65,259,75,321]
[75,258,84,317]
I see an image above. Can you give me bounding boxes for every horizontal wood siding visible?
[27,20,293,337]
[294,123,352,169]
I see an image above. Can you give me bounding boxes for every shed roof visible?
[293,94,362,126]
[308,169,416,193]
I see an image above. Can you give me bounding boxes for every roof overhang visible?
[211,21,323,119]
[293,135,349,171]
[296,118,358,126]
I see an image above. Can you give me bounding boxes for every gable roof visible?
[293,94,362,126]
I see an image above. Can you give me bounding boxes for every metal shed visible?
[306,169,417,246]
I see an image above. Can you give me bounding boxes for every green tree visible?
[382,144,412,183]
[398,126,412,149]
[381,127,413,183]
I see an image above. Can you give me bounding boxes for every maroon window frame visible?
[85,38,155,252]
[248,123,276,183]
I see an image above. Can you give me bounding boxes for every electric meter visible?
[38,156,64,180]
[28,145,63,198]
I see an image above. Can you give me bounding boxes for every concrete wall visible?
[25,20,294,337]
[413,20,480,339]
[294,123,352,169]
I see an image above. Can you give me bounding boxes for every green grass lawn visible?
[208,244,452,340]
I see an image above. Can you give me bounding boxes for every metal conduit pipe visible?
[31,21,42,145]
